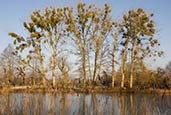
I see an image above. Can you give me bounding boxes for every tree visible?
[165,61,171,77]
[120,8,163,88]
[118,20,130,88]
[64,3,114,85]
[0,44,17,84]
[111,33,118,87]
[90,4,113,82]
[9,7,67,87]
[28,52,41,85]
[57,57,70,88]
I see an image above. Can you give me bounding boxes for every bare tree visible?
[0,44,16,84]
[57,57,70,88]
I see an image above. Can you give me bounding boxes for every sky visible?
[0,0,170,69]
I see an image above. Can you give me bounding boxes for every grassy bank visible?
[0,85,171,95]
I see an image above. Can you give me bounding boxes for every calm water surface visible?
[0,93,171,115]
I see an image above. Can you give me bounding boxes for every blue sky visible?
[0,0,170,69]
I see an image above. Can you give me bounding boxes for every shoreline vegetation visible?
[1,2,170,95]
[1,85,171,94]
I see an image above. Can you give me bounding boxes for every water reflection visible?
[0,93,170,115]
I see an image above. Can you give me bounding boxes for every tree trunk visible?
[112,34,117,88]
[120,40,129,88]
[96,54,102,80]
[63,71,68,88]
[82,48,87,86]
[87,53,92,80]
[121,66,125,88]
[40,63,46,86]
[52,53,56,87]
[49,37,57,87]
[130,39,137,88]
[38,48,46,86]
[93,51,98,82]
[112,63,115,87]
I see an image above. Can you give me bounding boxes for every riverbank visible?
[0,85,171,94]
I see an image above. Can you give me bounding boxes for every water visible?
[0,93,171,115]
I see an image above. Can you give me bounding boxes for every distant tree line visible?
[2,2,167,89]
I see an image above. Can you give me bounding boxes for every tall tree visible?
[64,3,114,84]
[120,8,163,88]
[118,20,130,88]
[90,4,113,82]
[9,7,66,87]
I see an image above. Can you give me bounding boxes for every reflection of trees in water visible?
[0,94,12,114]
[78,93,86,115]
[0,94,16,114]
[49,94,55,115]
[0,93,171,114]
[91,93,96,115]
[157,94,171,114]
[22,94,47,115]
[60,94,65,115]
